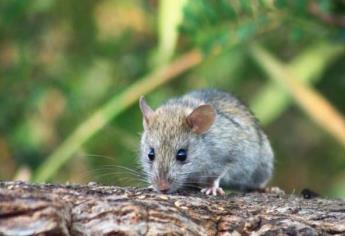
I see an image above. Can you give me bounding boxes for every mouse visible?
[139,89,274,195]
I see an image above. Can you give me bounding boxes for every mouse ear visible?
[139,96,154,127]
[186,105,216,134]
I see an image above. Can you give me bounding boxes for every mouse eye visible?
[148,148,155,161]
[176,149,187,162]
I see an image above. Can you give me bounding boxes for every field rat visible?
[139,89,274,195]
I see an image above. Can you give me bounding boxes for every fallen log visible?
[0,181,344,235]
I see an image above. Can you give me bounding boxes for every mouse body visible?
[139,89,274,195]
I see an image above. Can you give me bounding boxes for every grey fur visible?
[139,89,274,193]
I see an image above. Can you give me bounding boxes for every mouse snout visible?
[157,179,170,193]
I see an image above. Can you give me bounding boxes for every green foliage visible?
[180,0,344,52]
[180,0,268,51]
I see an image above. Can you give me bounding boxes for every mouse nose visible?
[158,179,170,193]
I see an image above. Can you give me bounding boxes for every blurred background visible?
[0,0,344,197]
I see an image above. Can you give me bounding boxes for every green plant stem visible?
[251,42,345,125]
[156,0,187,66]
[251,43,345,147]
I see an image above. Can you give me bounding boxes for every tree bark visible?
[0,181,344,236]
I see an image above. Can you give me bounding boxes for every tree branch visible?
[1,181,344,235]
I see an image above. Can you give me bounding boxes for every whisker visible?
[89,167,145,177]
[91,165,145,176]
[82,154,117,161]
[92,172,149,184]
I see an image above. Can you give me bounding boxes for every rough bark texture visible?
[0,181,344,236]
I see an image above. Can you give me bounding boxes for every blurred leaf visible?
[190,47,246,89]
[251,44,345,147]
[251,42,345,125]
[29,0,55,13]
[235,20,259,40]
[153,0,187,66]
[180,0,248,48]
[317,0,332,12]
[239,0,253,14]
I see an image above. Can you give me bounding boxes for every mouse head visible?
[139,96,215,194]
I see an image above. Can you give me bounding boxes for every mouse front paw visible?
[201,186,225,196]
